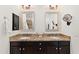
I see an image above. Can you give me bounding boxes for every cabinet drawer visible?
[10,41,22,47]
[36,42,47,46]
[59,41,70,46]
[47,41,58,46]
[23,41,47,47]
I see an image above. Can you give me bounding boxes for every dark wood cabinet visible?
[10,41,70,54]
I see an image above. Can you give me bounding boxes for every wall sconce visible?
[63,14,72,26]
[21,5,31,10]
[49,5,58,10]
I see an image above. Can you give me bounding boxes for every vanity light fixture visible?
[21,5,31,10]
[49,5,58,10]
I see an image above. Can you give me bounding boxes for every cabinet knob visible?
[59,48,61,50]
[19,48,21,51]
[23,48,25,50]
[56,48,58,50]
[39,43,42,45]
[39,48,41,50]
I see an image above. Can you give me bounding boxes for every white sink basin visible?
[19,37,30,40]
[50,37,60,39]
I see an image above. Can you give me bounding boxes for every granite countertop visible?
[9,33,71,41]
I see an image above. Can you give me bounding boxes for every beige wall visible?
[0,5,20,54]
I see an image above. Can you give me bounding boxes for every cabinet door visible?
[22,42,37,54]
[47,46,58,54]
[10,41,22,54]
[59,46,70,54]
[22,46,34,54]
[59,41,70,54]
[47,41,58,54]
[30,46,41,54]
[32,46,47,54]
[39,47,47,54]
[10,47,21,54]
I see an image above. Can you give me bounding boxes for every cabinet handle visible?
[19,48,21,51]
[23,48,25,50]
[56,48,58,50]
[59,48,62,50]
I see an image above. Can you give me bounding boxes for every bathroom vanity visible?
[10,33,71,54]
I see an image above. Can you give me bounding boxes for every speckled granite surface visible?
[10,33,71,41]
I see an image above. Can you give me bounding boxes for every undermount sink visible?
[49,37,60,39]
[19,37,30,40]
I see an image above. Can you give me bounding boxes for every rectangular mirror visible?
[23,12,35,31]
[45,12,59,32]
